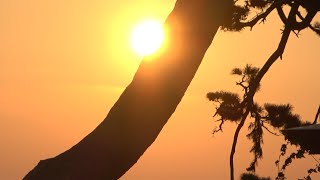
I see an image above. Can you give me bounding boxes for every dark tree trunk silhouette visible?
[24,1,232,179]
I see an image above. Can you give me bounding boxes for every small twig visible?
[213,119,225,135]
[213,108,219,118]
[310,154,320,164]
[261,122,280,136]
[309,24,320,35]
[292,30,301,37]
[313,105,320,124]
[276,142,290,179]
[236,81,248,91]
[302,162,320,180]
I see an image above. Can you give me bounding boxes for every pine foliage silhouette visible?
[208,65,319,179]
[205,0,319,179]
[241,173,271,180]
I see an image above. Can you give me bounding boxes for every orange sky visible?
[1,1,319,179]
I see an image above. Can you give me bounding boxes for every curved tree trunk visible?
[24,1,232,179]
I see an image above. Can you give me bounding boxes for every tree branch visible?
[277,1,318,31]
[230,108,251,180]
[213,119,225,135]
[238,0,290,30]
[229,7,293,180]
[296,11,320,36]
[261,122,280,136]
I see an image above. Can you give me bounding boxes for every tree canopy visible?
[207,0,319,179]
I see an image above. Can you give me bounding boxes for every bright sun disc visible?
[131,20,164,56]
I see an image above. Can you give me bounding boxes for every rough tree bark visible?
[24,0,232,179]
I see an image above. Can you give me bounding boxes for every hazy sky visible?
[1,0,319,179]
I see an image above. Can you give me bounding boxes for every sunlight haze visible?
[131,20,164,56]
[1,0,319,180]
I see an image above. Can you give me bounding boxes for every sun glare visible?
[131,20,164,56]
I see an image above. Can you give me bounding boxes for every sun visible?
[131,20,164,56]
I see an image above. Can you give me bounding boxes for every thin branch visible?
[211,101,221,118]
[302,162,320,180]
[296,11,320,36]
[236,81,249,93]
[230,108,251,180]
[313,105,320,124]
[276,5,288,25]
[277,2,318,31]
[229,9,293,180]
[309,24,320,35]
[276,142,289,173]
[261,123,280,136]
[238,0,290,29]
[213,119,225,135]
[310,154,320,164]
[213,107,219,117]
[291,10,318,31]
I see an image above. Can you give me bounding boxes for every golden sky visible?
[1,0,319,179]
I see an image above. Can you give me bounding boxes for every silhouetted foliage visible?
[275,142,320,180]
[223,0,320,35]
[264,104,301,128]
[208,65,319,179]
[207,91,242,125]
[241,173,271,180]
[208,65,306,174]
[207,1,319,179]
[275,145,307,180]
